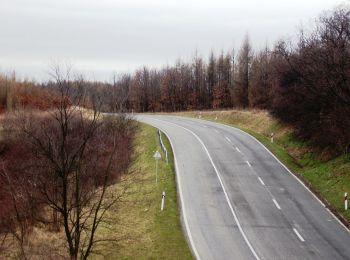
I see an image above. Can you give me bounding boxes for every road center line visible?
[155,119,261,260]
[293,228,305,242]
[225,136,232,143]
[236,147,242,153]
[272,199,281,210]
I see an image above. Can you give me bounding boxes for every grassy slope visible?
[173,110,350,225]
[95,123,192,259]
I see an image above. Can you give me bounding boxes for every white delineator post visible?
[345,192,348,210]
[161,191,165,211]
[153,150,161,185]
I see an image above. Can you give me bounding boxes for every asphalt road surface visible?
[136,114,350,260]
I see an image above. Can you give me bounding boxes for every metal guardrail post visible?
[158,129,168,164]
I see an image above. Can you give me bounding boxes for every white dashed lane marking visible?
[258,177,265,186]
[293,228,305,242]
[273,199,281,210]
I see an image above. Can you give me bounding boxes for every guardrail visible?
[158,129,168,164]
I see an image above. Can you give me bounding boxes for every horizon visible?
[0,0,340,82]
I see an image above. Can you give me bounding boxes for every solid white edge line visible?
[160,130,202,260]
[272,199,281,210]
[156,119,261,260]
[293,228,305,242]
[258,177,265,186]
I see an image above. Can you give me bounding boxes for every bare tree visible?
[234,34,253,108]
[0,163,31,260]
[249,46,271,108]
[1,65,134,259]
[272,6,350,153]
[110,73,131,113]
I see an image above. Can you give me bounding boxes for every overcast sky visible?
[0,0,340,81]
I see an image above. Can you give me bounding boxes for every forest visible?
[98,6,349,155]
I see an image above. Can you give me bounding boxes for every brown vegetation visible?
[0,69,135,259]
[0,73,60,112]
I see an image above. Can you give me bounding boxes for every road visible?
[136,114,350,260]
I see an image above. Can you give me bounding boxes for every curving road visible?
[137,114,350,260]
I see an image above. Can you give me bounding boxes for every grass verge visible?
[94,123,192,259]
[172,110,350,226]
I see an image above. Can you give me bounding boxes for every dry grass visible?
[92,123,192,259]
[0,223,67,259]
[175,109,292,140]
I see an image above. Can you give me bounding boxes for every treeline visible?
[92,35,268,112]
[0,73,61,112]
[95,6,350,154]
